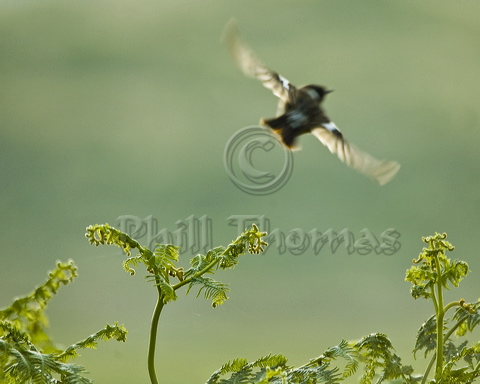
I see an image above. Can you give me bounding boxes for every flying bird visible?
[223,21,400,185]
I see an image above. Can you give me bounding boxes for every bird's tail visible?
[261,117,297,149]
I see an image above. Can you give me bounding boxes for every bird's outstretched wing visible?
[311,123,400,185]
[223,19,295,103]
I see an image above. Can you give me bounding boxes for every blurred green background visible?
[1,0,479,382]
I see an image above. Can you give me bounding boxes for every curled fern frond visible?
[86,223,142,257]
[406,233,467,300]
[452,301,480,336]
[0,261,77,354]
[176,225,268,307]
[85,223,269,384]
[222,224,268,260]
[421,233,454,253]
[87,224,186,289]
[55,322,127,362]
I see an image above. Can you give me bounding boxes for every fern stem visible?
[422,306,467,383]
[173,258,220,291]
[422,353,436,384]
[148,284,165,384]
[474,361,480,373]
[433,255,445,381]
[430,282,438,315]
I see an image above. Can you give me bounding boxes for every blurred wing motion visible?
[311,123,401,185]
[223,19,400,185]
[222,19,295,103]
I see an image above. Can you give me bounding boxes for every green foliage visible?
[452,302,480,337]
[413,315,437,358]
[206,354,289,384]
[186,276,229,308]
[86,223,268,384]
[0,260,77,353]
[5,224,478,384]
[405,233,479,383]
[85,223,268,307]
[322,339,358,378]
[406,233,468,300]
[0,261,127,383]
[205,349,344,384]
[205,335,419,384]
[206,233,479,384]
[354,333,416,384]
[0,321,127,384]
[56,323,127,362]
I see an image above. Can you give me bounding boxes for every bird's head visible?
[303,85,333,102]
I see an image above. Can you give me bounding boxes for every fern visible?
[205,233,479,384]
[321,339,359,378]
[413,315,437,359]
[187,276,229,308]
[406,233,480,383]
[0,260,77,353]
[7,226,476,384]
[3,342,91,384]
[1,321,127,383]
[85,223,267,307]
[207,340,362,384]
[86,223,268,384]
[354,333,416,384]
[206,354,289,384]
[452,302,480,337]
[56,322,127,362]
[84,226,480,384]
[0,262,127,383]
[187,247,225,276]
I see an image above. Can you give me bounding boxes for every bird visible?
[222,20,400,185]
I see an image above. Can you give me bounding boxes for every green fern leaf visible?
[322,339,358,378]
[413,315,437,358]
[187,277,229,308]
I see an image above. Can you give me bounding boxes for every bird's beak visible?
[325,89,334,94]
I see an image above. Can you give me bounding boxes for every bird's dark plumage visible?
[223,20,400,185]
